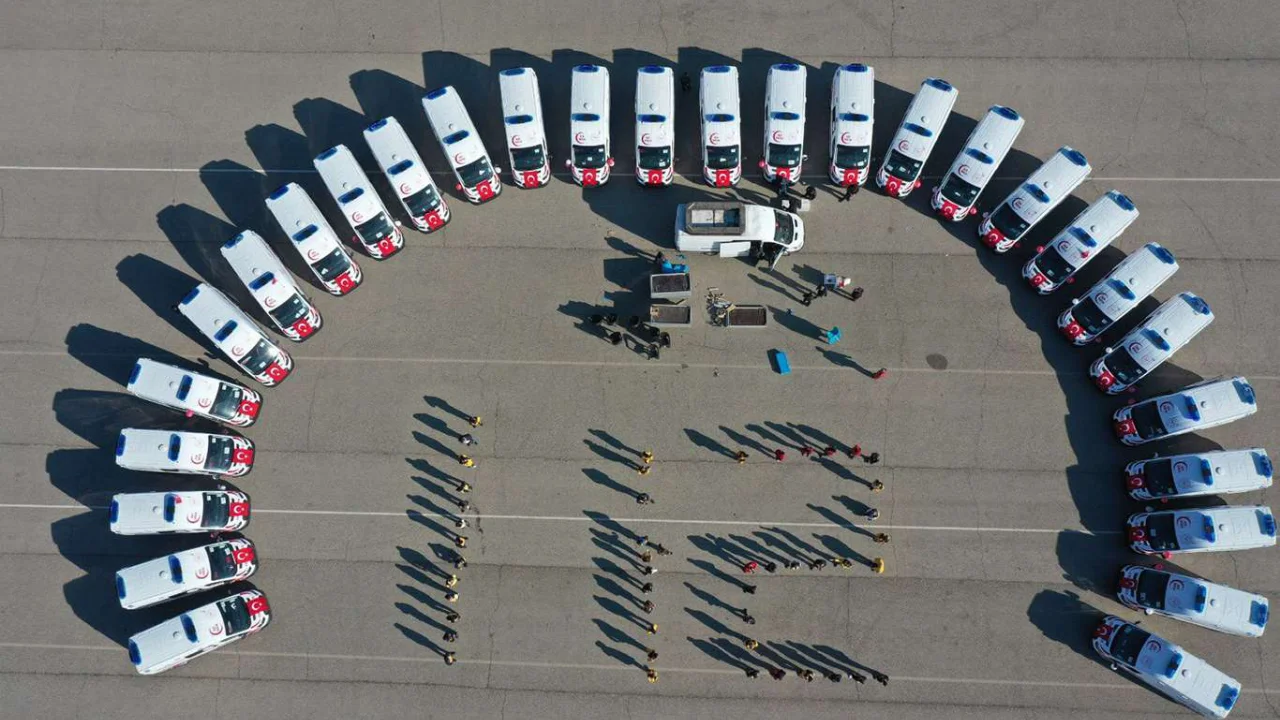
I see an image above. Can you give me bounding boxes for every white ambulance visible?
[674,201,804,270]
[1093,617,1241,718]
[110,490,250,536]
[700,65,741,187]
[498,67,551,189]
[1024,191,1139,293]
[1126,448,1273,501]
[116,428,254,478]
[828,63,875,188]
[176,283,293,386]
[423,85,503,203]
[567,64,613,186]
[877,78,957,199]
[116,538,257,610]
[635,65,675,187]
[932,105,1022,219]
[264,182,363,295]
[1059,242,1179,345]
[127,359,261,427]
[127,590,270,675]
[979,146,1091,252]
[220,230,321,342]
[1118,565,1269,638]
[313,144,404,259]
[363,116,450,233]
[1129,505,1277,557]
[1090,292,1214,394]
[759,63,807,184]
[1114,376,1258,446]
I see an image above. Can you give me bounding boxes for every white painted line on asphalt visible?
[3,164,1280,183]
[1,641,1277,694]
[8,347,1280,381]
[0,502,1114,534]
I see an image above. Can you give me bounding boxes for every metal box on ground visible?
[649,304,692,326]
[650,272,691,301]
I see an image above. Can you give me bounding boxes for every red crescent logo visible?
[574,132,586,144]
[307,248,320,260]
[897,139,909,152]
[511,135,523,146]
[195,567,209,579]
[453,153,466,165]
[1174,461,1188,473]
[264,296,276,308]
[840,132,852,145]
[1059,241,1070,252]
[1012,197,1025,210]
[197,397,212,408]
[958,164,969,176]
[641,133,652,145]
[709,132,720,145]
[186,511,200,523]
[1169,579,1184,591]
[1160,401,1174,412]
[191,453,204,464]
[1096,293,1109,304]
[1128,342,1142,354]
[772,130,784,142]
[231,346,245,356]
[209,624,224,636]
[351,211,364,223]
[1146,640,1161,653]
[1176,516,1191,529]
[399,183,413,195]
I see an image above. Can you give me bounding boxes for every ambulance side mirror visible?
[1071,298,1080,306]
[1104,347,1114,354]
[495,167,503,174]
[802,154,809,161]
[757,159,766,169]
[564,159,572,169]
[607,157,615,167]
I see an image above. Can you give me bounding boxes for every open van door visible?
[764,242,785,270]
[718,241,752,258]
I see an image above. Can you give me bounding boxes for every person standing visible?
[636,493,654,505]
[459,433,476,446]
[865,451,882,464]
[468,415,483,428]
[871,479,884,492]
[647,667,659,683]
[874,533,891,544]
[444,651,457,665]
[458,454,475,468]
[736,450,748,464]
[647,648,658,662]
[637,465,651,477]
[640,449,654,464]
[871,557,885,574]
[847,443,862,460]
[773,449,786,463]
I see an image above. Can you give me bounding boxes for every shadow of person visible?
[689,636,751,671]
[768,305,823,340]
[595,640,644,669]
[393,622,446,656]
[684,428,734,458]
[583,468,639,500]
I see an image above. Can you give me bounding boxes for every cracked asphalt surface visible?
[2,2,1279,718]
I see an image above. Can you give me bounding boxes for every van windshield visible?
[1106,347,1149,386]
[1035,246,1076,284]
[311,247,352,282]
[403,185,441,216]
[766,143,802,168]
[706,145,740,169]
[1135,570,1171,610]
[240,339,278,374]
[210,383,243,420]
[1143,514,1181,551]
[268,294,309,328]
[882,150,922,181]
[217,596,252,636]
[939,173,981,206]
[638,146,672,170]
[511,145,546,172]
[573,145,606,169]
[201,492,230,528]
[773,211,795,246]
[1130,401,1168,440]
[1071,297,1113,336]
[203,436,234,472]
[1140,459,1178,497]
[833,145,870,169]
[354,213,396,247]
[457,157,494,187]
[989,203,1031,240]
[206,543,240,581]
[1109,624,1151,667]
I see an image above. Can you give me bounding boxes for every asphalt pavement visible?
[1,2,1279,718]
